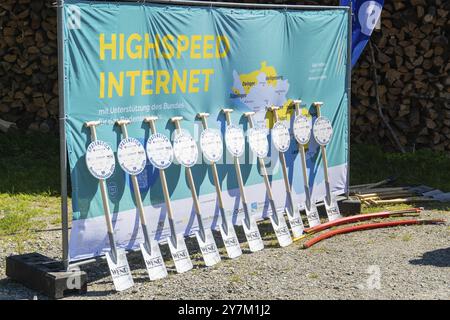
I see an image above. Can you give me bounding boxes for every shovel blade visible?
[196,229,221,267]
[305,202,321,227]
[105,249,134,292]
[285,208,304,238]
[270,210,292,247]
[140,242,168,281]
[219,223,242,259]
[242,217,264,252]
[168,234,193,274]
[325,195,342,221]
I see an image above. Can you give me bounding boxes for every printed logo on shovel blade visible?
[270,212,292,247]
[196,229,221,266]
[168,234,193,274]
[106,249,134,292]
[140,242,168,281]
[305,204,321,227]
[242,217,264,252]
[287,215,304,238]
[220,224,242,259]
[325,196,342,221]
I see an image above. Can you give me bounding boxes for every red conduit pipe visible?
[303,208,421,235]
[302,219,445,249]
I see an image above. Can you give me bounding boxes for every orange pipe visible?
[303,208,421,234]
[303,219,445,249]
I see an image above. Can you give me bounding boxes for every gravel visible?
[1,210,449,300]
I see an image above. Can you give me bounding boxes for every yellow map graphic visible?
[265,99,312,129]
[232,61,278,95]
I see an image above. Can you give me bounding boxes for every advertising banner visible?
[63,1,350,262]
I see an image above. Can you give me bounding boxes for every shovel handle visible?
[116,119,131,126]
[85,120,100,128]
[313,101,324,117]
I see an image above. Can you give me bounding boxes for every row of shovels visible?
[83,101,343,291]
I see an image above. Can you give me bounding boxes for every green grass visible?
[351,144,450,192]
[0,132,60,194]
[0,133,63,252]
[0,133,449,253]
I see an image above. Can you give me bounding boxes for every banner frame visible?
[57,0,352,270]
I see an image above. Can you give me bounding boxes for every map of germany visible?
[231,61,290,117]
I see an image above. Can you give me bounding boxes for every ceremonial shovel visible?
[116,120,167,280]
[292,100,321,227]
[266,106,305,238]
[170,116,221,267]
[222,108,264,252]
[244,111,292,247]
[84,121,134,291]
[313,102,342,221]
[144,117,193,273]
[197,113,242,259]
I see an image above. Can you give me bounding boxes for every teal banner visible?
[63,1,350,261]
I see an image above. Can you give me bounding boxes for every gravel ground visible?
[1,209,449,300]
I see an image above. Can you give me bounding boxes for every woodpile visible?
[0,0,58,133]
[350,0,450,152]
[0,0,449,153]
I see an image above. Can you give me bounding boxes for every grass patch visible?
[361,203,414,214]
[0,133,60,194]
[401,233,412,242]
[0,133,63,252]
[351,144,450,192]
[229,274,242,283]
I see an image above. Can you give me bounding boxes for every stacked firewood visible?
[0,0,58,133]
[0,0,449,153]
[350,0,450,152]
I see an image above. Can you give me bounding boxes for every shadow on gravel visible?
[0,278,46,300]
[419,202,450,211]
[409,247,450,268]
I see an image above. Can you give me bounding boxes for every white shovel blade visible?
[105,249,134,292]
[168,234,193,274]
[196,229,221,267]
[325,195,342,221]
[242,217,264,252]
[305,202,321,227]
[219,223,242,259]
[140,242,168,281]
[285,208,304,238]
[270,210,292,247]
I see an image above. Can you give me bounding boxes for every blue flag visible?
[341,0,384,67]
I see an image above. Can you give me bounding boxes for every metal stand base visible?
[6,253,87,299]
[339,197,362,216]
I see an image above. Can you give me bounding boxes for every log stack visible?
[0,0,58,133]
[0,0,449,152]
[349,0,450,152]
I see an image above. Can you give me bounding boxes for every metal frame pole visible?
[56,0,69,270]
[105,0,349,11]
[346,4,352,198]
